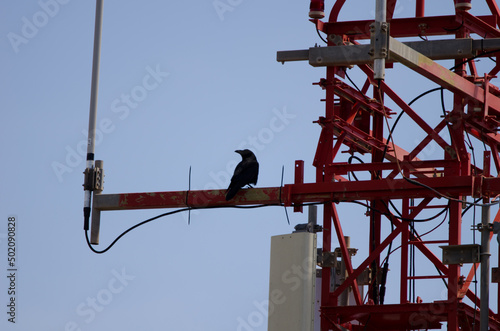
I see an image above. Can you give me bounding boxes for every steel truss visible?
[88,0,500,329]
[303,0,500,330]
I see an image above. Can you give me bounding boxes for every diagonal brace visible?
[388,37,500,114]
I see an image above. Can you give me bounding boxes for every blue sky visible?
[1,1,499,330]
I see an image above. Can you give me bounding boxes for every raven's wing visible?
[226,159,258,200]
[225,161,245,200]
[231,159,259,186]
[245,161,258,185]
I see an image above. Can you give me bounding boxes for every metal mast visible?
[275,0,500,329]
[85,0,500,329]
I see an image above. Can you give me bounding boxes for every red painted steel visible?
[89,1,500,329]
[91,175,500,212]
[294,160,304,212]
[312,0,500,330]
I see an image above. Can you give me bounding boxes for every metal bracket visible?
[440,244,481,265]
[334,247,358,258]
[320,251,337,268]
[83,160,104,193]
[294,223,323,233]
[370,21,389,80]
[473,222,500,233]
[277,38,500,67]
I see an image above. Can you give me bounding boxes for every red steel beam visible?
[328,159,457,176]
[315,3,500,331]
[93,187,283,211]
[486,0,500,25]
[416,0,425,17]
[289,176,476,201]
[332,78,394,118]
[331,203,363,305]
[459,207,500,301]
[92,175,500,212]
[358,64,452,153]
[328,0,346,23]
[321,302,500,330]
[458,11,500,39]
[389,37,500,114]
[322,15,497,40]
[294,160,304,213]
[330,223,404,303]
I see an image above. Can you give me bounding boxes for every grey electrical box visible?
[440,244,481,265]
[268,232,317,331]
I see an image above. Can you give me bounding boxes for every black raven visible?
[225,149,259,200]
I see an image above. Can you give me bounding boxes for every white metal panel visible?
[268,233,317,331]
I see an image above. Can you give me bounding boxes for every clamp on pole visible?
[371,0,389,81]
[83,160,104,230]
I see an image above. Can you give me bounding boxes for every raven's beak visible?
[235,150,242,154]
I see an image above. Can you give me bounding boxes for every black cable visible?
[378,201,394,305]
[439,49,500,161]
[461,198,482,216]
[344,74,444,169]
[443,18,464,32]
[377,195,479,295]
[395,200,484,294]
[380,203,449,263]
[440,87,447,119]
[345,71,366,96]
[396,52,500,207]
[414,203,450,239]
[402,176,500,207]
[85,204,281,254]
[348,154,405,219]
[86,189,490,255]
[435,262,449,289]
[363,314,371,331]
[381,47,500,166]
[316,25,328,44]
[338,69,495,299]
[348,155,404,220]
[465,130,477,174]
[86,207,190,254]
[448,48,500,72]
[377,46,500,166]
[381,87,442,162]
[348,155,364,181]
[387,200,403,218]
[349,200,448,223]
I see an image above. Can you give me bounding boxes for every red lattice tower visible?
[286,0,500,329]
[87,1,500,329]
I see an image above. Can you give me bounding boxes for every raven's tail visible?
[225,186,240,201]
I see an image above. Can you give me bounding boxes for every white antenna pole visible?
[373,0,387,80]
[83,0,104,230]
